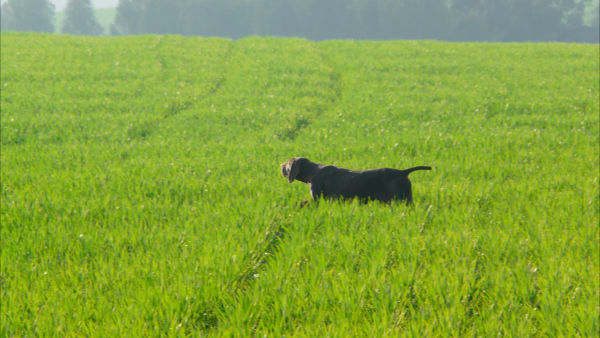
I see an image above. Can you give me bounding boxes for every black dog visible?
[281,157,431,204]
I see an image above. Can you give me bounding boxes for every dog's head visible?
[280,157,308,183]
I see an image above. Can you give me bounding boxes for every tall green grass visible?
[1,32,598,336]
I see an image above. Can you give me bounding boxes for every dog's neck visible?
[296,161,326,183]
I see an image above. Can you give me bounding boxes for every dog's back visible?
[311,166,430,203]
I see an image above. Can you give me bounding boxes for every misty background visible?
[49,0,117,10]
[1,0,599,42]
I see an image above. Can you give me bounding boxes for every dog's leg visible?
[299,199,320,209]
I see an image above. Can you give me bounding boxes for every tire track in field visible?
[317,44,344,104]
[189,204,333,332]
[187,214,292,331]
[157,40,235,120]
[154,35,168,70]
[187,42,344,331]
[275,42,342,141]
[126,37,234,141]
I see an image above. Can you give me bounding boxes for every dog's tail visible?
[402,166,432,175]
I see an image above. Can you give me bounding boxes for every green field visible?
[1,32,598,336]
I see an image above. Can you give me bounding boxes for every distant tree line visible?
[1,0,103,35]
[109,0,600,42]
[2,0,599,42]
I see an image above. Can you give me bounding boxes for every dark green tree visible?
[111,0,142,35]
[140,0,185,34]
[62,0,103,35]
[0,0,54,33]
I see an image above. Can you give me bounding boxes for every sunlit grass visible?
[1,32,598,336]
